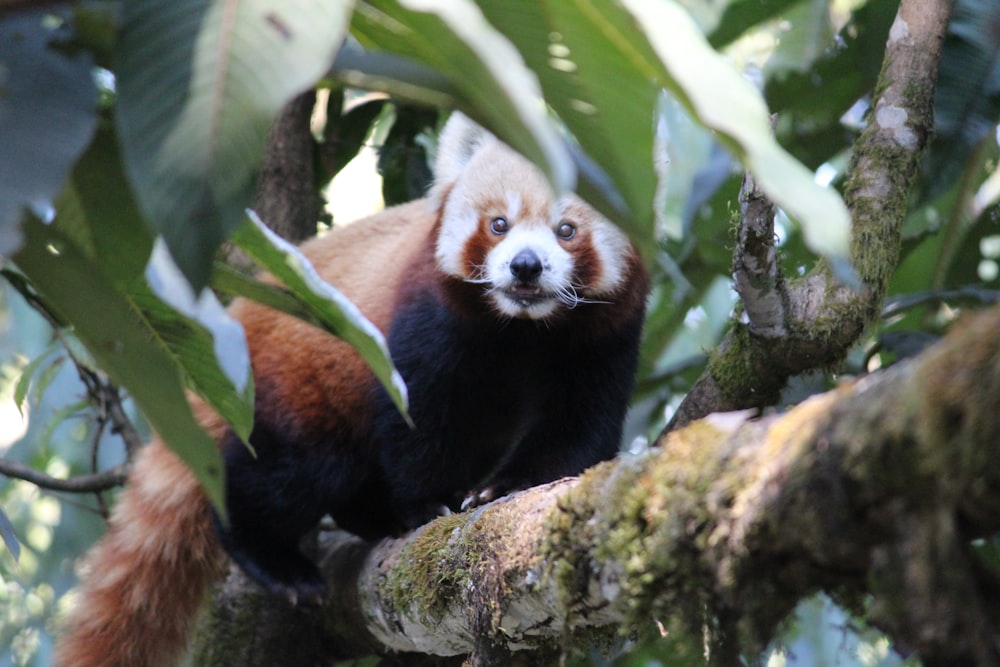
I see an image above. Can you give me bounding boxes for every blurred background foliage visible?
[1,0,999,664]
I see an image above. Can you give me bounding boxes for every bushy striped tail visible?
[55,440,223,667]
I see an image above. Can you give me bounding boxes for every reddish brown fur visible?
[559,201,602,289]
[458,217,493,277]
[55,181,644,664]
[55,200,439,666]
[55,403,226,667]
[231,200,435,439]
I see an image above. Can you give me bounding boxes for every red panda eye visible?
[556,222,576,240]
[490,217,509,235]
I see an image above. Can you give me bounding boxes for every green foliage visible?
[319,93,389,184]
[229,213,409,418]
[353,0,851,259]
[766,1,897,169]
[1,0,999,665]
[0,1,406,522]
[920,0,1000,203]
[0,8,97,255]
[353,0,578,202]
[11,219,228,512]
[114,0,354,290]
[375,104,438,205]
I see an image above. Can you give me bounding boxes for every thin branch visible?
[73,365,142,459]
[0,459,127,493]
[0,269,140,499]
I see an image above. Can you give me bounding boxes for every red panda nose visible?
[510,249,543,283]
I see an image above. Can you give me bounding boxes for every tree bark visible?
[252,90,324,245]
[196,303,1000,665]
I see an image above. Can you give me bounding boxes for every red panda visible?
[55,113,649,666]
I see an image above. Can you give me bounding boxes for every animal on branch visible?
[55,113,650,666]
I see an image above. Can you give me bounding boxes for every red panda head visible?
[430,114,634,321]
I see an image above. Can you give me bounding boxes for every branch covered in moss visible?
[197,304,1000,665]
[668,0,955,431]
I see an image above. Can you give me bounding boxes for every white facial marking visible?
[486,225,573,319]
[555,194,631,297]
[505,191,522,222]
[435,195,479,278]
[589,215,631,295]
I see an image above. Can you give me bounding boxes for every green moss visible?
[382,513,469,623]
[543,428,729,637]
[191,585,273,666]
[541,480,602,611]
[707,324,785,406]
[622,430,721,625]
[379,505,533,635]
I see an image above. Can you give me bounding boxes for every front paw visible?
[460,484,508,511]
[226,545,328,606]
[266,566,328,607]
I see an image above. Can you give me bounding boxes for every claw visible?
[461,487,498,511]
[271,578,327,608]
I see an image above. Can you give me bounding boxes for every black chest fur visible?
[216,276,643,599]
[365,286,567,528]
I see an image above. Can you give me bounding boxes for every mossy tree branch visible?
[667,0,955,431]
[196,304,1000,665]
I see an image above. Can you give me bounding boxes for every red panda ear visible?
[428,112,495,210]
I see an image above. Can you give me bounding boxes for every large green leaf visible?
[138,242,255,442]
[115,0,354,290]
[471,1,659,243]
[618,0,850,261]
[12,220,226,514]
[0,8,97,255]
[53,126,255,442]
[356,1,849,262]
[352,0,574,194]
[707,0,800,48]
[230,212,409,420]
[64,125,153,285]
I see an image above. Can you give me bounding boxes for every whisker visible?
[573,282,614,306]
[464,264,493,285]
[554,284,613,308]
